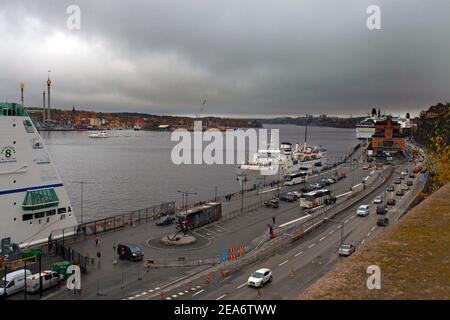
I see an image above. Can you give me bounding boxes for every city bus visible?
[176,202,222,230]
[284,171,308,186]
[300,189,336,209]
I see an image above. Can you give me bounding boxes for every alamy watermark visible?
[171,121,280,175]
[67,5,81,30]
[366,5,381,30]
[366,264,381,289]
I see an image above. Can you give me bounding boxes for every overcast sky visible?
[0,0,449,117]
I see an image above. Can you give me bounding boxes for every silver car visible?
[338,243,356,257]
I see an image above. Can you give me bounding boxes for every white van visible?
[357,205,370,217]
[0,269,32,296]
[26,271,62,293]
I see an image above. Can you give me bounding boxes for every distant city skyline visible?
[1,0,449,117]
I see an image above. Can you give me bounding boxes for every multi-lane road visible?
[133,154,425,301]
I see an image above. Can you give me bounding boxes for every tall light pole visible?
[19,82,24,107]
[47,70,51,122]
[42,91,46,122]
[73,181,94,237]
[177,190,197,232]
[236,173,247,212]
[325,218,345,246]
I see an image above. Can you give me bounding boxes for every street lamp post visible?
[177,190,198,233]
[236,174,247,212]
[73,181,94,256]
[325,218,345,246]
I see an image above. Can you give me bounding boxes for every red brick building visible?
[371,117,406,155]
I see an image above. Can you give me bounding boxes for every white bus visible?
[284,171,308,186]
[300,189,336,209]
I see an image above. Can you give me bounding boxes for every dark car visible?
[394,179,401,185]
[387,186,395,192]
[377,217,389,227]
[386,198,396,206]
[279,193,296,202]
[155,215,175,226]
[409,173,415,179]
[321,179,331,186]
[376,205,388,214]
[301,186,315,193]
[265,199,279,208]
[395,190,404,196]
[325,195,337,205]
[117,244,144,261]
[406,180,413,186]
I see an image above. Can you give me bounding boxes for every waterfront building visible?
[371,116,406,156]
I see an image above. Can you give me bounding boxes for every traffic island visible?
[160,234,197,246]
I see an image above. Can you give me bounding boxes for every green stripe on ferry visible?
[0,102,28,116]
[22,188,59,211]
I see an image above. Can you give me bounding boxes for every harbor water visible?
[41,125,358,221]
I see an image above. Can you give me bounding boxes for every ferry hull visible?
[0,107,78,248]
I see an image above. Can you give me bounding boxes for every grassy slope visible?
[299,182,450,300]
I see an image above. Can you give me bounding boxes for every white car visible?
[373,196,383,204]
[357,205,370,217]
[247,268,272,288]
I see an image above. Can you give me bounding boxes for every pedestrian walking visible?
[95,234,99,247]
[272,216,276,225]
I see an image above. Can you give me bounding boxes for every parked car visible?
[362,165,369,170]
[406,180,413,186]
[400,175,405,180]
[394,179,401,185]
[291,190,302,198]
[401,184,410,191]
[310,182,322,190]
[321,178,331,186]
[0,269,31,296]
[247,268,272,287]
[155,215,175,226]
[26,271,63,294]
[338,243,356,257]
[357,205,370,217]
[409,173,415,179]
[264,199,279,208]
[117,243,144,261]
[387,198,396,206]
[387,186,395,192]
[396,190,404,196]
[373,196,383,204]
[279,193,297,202]
[327,178,336,184]
[376,204,388,214]
[301,186,314,193]
[377,217,389,227]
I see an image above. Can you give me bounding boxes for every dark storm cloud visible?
[0,0,449,116]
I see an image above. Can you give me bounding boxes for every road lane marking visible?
[279,260,289,266]
[345,219,349,224]
[216,294,226,300]
[319,236,326,242]
[192,289,205,297]
[308,243,316,249]
[371,226,376,231]
[237,283,247,289]
[329,230,334,235]
[367,232,371,237]
[295,251,303,257]
[279,215,310,228]
[362,239,366,245]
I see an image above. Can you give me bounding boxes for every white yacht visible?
[89,131,109,138]
[0,103,78,248]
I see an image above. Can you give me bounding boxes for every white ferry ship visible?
[236,141,327,189]
[0,103,78,248]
